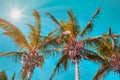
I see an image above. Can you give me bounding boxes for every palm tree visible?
[0,70,15,80]
[87,29,120,80]
[46,8,103,80]
[0,10,57,80]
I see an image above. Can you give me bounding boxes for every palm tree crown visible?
[47,8,102,80]
[86,28,120,80]
[0,10,57,80]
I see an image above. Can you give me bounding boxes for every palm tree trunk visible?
[75,61,79,80]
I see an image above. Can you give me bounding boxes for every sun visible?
[10,9,22,20]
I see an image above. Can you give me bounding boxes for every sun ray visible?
[10,8,22,20]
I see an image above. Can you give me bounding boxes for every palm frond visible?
[0,52,24,57]
[64,55,69,70]
[111,34,120,37]
[91,37,116,56]
[80,8,101,37]
[90,8,101,22]
[37,35,62,50]
[39,56,44,69]
[67,10,81,37]
[82,36,103,48]
[50,53,69,80]
[9,53,23,63]
[0,70,8,80]
[107,27,120,52]
[82,36,102,42]
[12,73,16,80]
[46,12,62,27]
[90,37,113,56]
[40,48,63,58]
[80,22,93,37]
[21,69,27,80]
[0,19,30,49]
[83,49,106,63]
[83,34,120,50]
[67,10,75,25]
[0,52,24,63]
[93,63,110,80]
[108,27,112,35]
[47,10,81,38]
[28,10,41,48]
[111,37,115,53]
[43,28,58,42]
[21,66,33,80]
[33,10,41,34]
[27,24,35,33]
[103,27,120,38]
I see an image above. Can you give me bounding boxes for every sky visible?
[0,0,120,80]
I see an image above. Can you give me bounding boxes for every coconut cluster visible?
[65,39,84,63]
[21,49,43,78]
[110,54,120,74]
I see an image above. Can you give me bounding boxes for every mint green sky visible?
[0,0,120,80]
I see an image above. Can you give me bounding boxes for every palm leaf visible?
[46,12,62,27]
[47,10,81,38]
[43,28,58,42]
[27,24,35,33]
[21,70,27,80]
[82,33,120,49]
[67,10,75,26]
[0,52,24,63]
[37,35,62,50]
[90,37,113,56]
[87,36,116,56]
[80,8,101,37]
[93,63,110,80]
[21,66,33,80]
[33,10,41,34]
[83,49,106,63]
[40,47,63,59]
[39,56,44,69]
[0,71,16,80]
[50,53,69,80]
[9,53,23,63]
[0,19,30,49]
[28,10,41,48]
[111,37,115,53]
[82,36,104,49]
[82,33,120,43]
[0,70,8,80]
[12,73,16,80]
[0,52,24,57]
[67,10,81,37]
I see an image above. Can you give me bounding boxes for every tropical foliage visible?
[86,28,120,80]
[0,10,57,80]
[0,8,120,80]
[0,70,15,80]
[46,8,105,80]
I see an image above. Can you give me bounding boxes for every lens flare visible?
[10,9,22,20]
